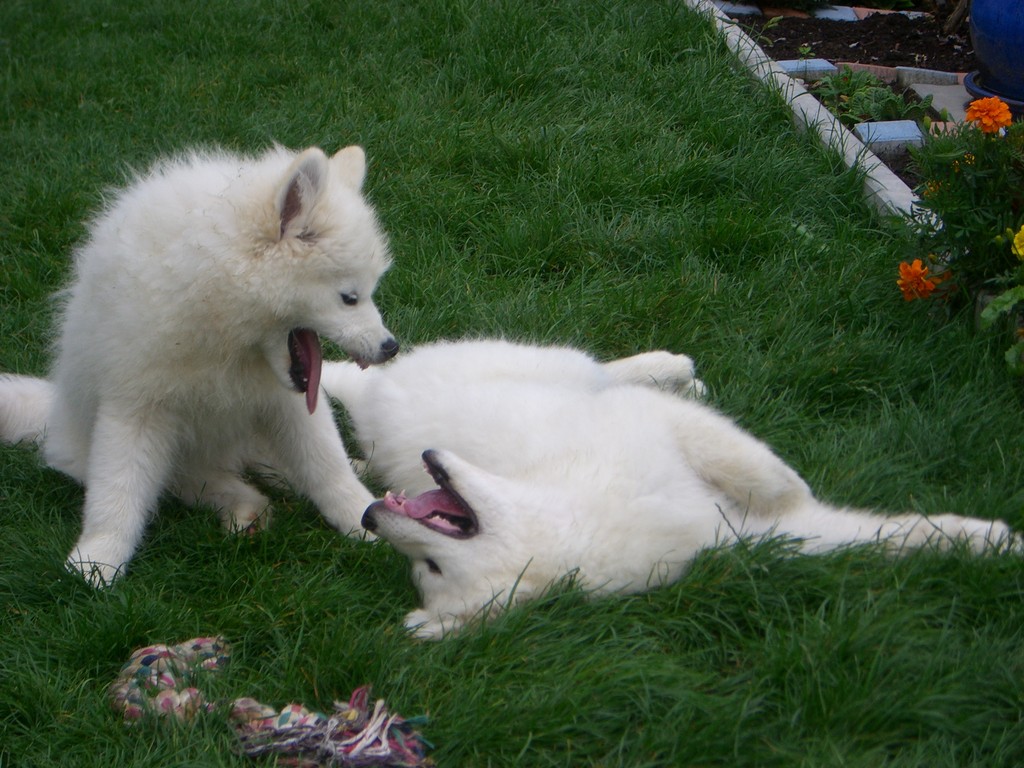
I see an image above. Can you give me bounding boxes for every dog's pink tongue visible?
[384,489,461,520]
[294,329,322,414]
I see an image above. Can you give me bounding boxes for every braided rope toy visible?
[109,637,433,767]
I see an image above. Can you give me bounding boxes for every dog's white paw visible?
[66,550,122,588]
[222,499,273,535]
[404,609,445,640]
[930,515,1015,553]
[875,514,1016,553]
[404,608,460,641]
[630,352,706,398]
[684,376,707,399]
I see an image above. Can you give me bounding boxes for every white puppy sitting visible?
[322,339,1013,640]
[0,144,397,585]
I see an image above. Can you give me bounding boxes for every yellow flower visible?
[897,259,941,301]
[965,97,1012,134]
[952,152,975,173]
[1013,225,1024,260]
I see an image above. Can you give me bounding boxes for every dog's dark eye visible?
[425,558,442,575]
[340,293,358,306]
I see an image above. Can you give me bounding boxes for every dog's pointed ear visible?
[276,148,329,241]
[331,145,367,191]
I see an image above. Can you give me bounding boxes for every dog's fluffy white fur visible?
[0,144,397,584]
[322,339,1013,639]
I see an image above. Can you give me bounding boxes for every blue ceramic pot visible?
[965,0,1024,115]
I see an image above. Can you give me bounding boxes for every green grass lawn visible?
[3,1,1024,766]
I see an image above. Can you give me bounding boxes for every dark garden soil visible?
[734,6,976,73]
[730,5,980,189]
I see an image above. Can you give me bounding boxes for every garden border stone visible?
[853,120,924,160]
[775,58,839,81]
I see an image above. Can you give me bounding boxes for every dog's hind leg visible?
[770,502,1014,555]
[175,471,273,533]
[602,352,706,397]
[668,400,813,516]
[665,399,1015,554]
[0,375,53,446]
[67,401,180,586]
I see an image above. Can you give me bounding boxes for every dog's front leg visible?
[67,401,179,586]
[267,396,374,536]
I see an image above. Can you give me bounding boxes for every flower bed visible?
[899,96,1024,373]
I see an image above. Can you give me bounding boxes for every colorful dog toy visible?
[109,637,433,767]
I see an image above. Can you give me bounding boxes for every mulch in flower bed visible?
[734,7,976,73]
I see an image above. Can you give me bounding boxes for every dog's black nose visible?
[361,502,381,532]
[380,338,399,361]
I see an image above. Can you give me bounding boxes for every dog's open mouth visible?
[288,328,322,414]
[380,451,479,538]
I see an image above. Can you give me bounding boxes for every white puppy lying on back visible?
[322,339,1012,639]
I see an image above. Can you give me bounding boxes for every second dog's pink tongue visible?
[295,329,322,414]
[384,489,461,519]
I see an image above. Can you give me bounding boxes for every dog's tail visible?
[320,360,374,411]
[0,375,53,446]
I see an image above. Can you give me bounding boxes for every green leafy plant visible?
[848,85,932,124]
[979,229,1024,374]
[814,66,881,103]
[812,66,930,128]
[751,14,783,49]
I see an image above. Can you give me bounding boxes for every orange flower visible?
[965,97,1012,134]
[897,259,940,301]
